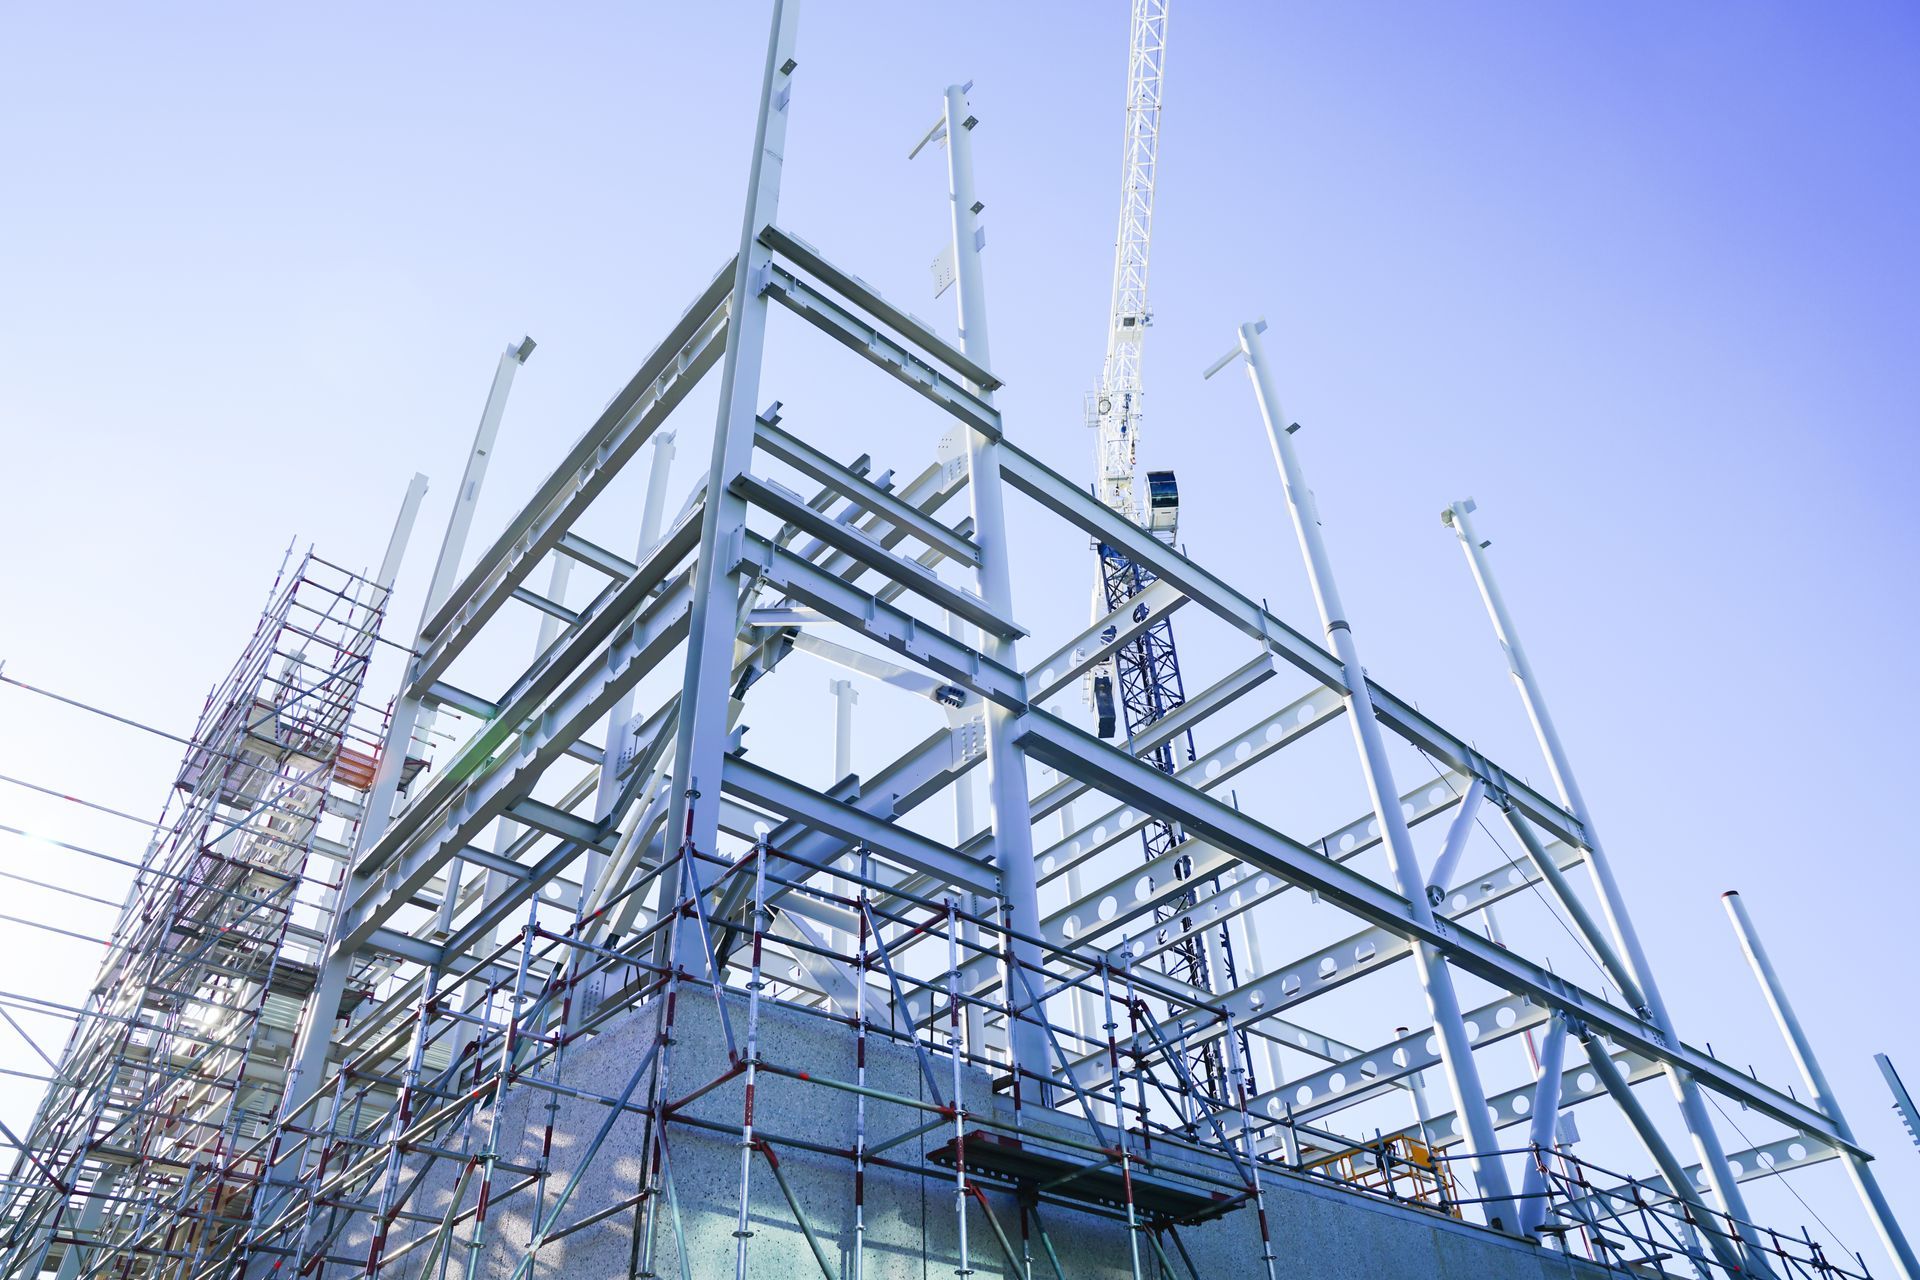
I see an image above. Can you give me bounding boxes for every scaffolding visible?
[0,554,397,1277]
[90,837,1884,1280]
[0,4,1914,1279]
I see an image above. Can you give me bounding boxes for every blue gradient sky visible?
[2,1,1916,1258]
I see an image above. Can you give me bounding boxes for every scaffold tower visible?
[0,554,398,1277]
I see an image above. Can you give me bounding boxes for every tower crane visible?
[1085,0,1250,1109]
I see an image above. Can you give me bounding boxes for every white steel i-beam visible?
[1443,498,1771,1265]
[666,0,798,971]
[937,82,1051,1091]
[1723,890,1918,1280]
[1224,319,1517,1231]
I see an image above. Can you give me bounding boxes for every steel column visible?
[666,0,799,970]
[830,678,857,783]
[1723,890,1917,1280]
[596,429,679,823]
[1517,1012,1568,1235]
[1226,319,1516,1231]
[937,82,1051,1090]
[1578,1026,1752,1278]
[1424,776,1485,906]
[1445,498,1771,1264]
[580,428,680,944]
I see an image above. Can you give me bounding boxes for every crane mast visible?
[1086,0,1250,1113]
[1093,0,1167,524]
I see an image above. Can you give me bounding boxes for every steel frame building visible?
[1,3,1912,1278]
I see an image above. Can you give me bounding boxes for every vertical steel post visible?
[1723,891,1917,1280]
[594,428,679,828]
[1226,320,1516,1229]
[1098,962,1146,1280]
[376,474,431,592]
[936,82,1051,1092]
[853,851,872,1280]
[285,343,531,1128]
[951,621,991,1059]
[824,674,860,964]
[439,556,574,954]
[829,678,857,783]
[1444,499,1772,1265]
[666,0,799,972]
[573,429,679,976]
[1234,879,1287,1096]
[369,339,536,851]
[1518,1012,1569,1235]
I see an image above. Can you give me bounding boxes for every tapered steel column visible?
[1579,1026,1754,1277]
[367,340,534,851]
[1444,499,1770,1270]
[667,0,799,970]
[1724,891,1917,1280]
[1227,320,1515,1229]
[937,83,1051,1090]
[1425,777,1485,905]
[1517,1013,1568,1235]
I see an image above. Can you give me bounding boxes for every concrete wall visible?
[321,990,1609,1280]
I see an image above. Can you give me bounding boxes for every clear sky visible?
[2,0,1916,1264]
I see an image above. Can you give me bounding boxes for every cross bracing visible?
[0,3,1911,1278]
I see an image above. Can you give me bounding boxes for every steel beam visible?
[759,224,1000,393]
[339,570,695,950]
[1013,708,1854,1152]
[718,758,995,896]
[1557,1135,1842,1228]
[993,440,1587,852]
[1023,578,1186,705]
[556,531,640,581]
[1446,498,1774,1253]
[411,270,730,691]
[754,416,980,568]
[762,260,1002,441]
[732,471,1016,637]
[363,509,700,889]
[731,531,1027,709]
[1725,890,1917,1280]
